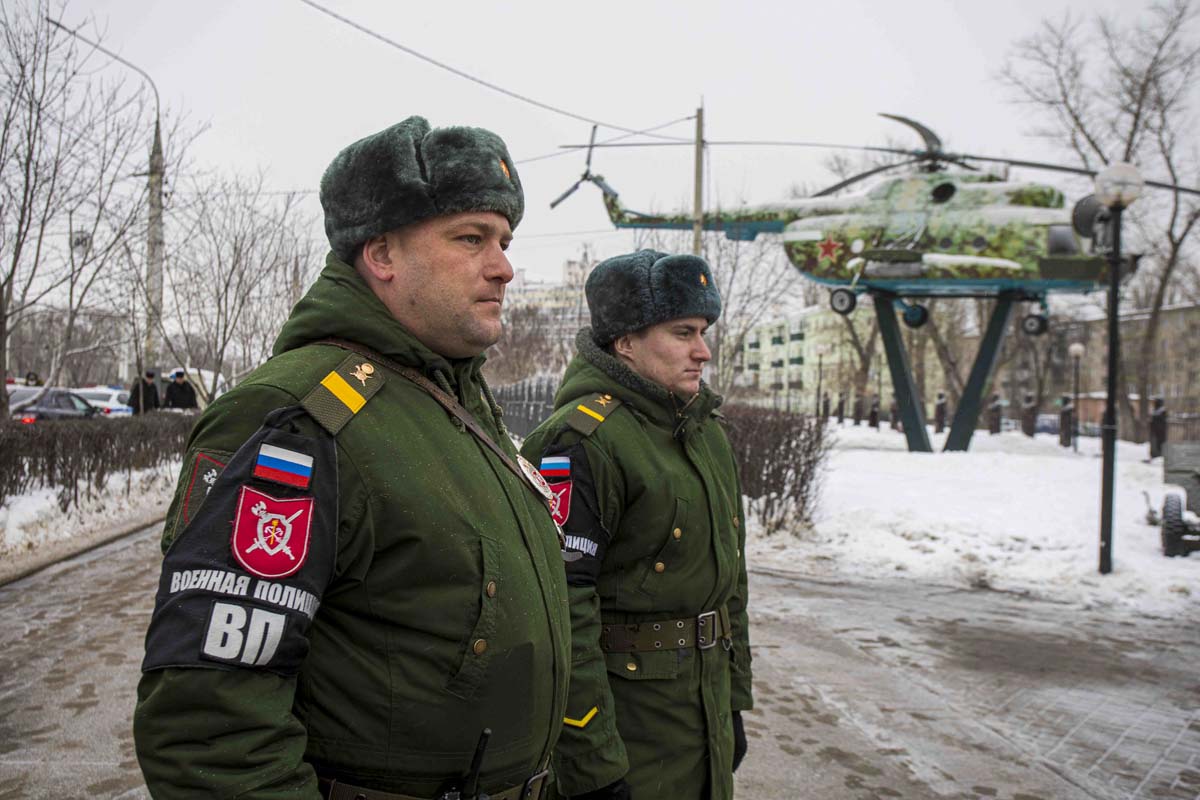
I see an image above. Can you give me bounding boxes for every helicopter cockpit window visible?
[930,183,956,204]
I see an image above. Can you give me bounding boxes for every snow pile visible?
[0,461,179,580]
[746,424,1197,617]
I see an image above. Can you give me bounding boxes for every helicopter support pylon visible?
[944,294,1017,452]
[873,294,933,453]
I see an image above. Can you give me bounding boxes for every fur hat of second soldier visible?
[586,249,722,345]
[320,116,523,263]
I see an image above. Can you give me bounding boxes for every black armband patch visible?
[142,406,338,677]
[538,442,609,587]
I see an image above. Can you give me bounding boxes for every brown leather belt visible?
[600,607,732,653]
[318,769,549,800]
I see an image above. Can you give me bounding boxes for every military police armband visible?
[538,442,609,587]
[141,406,338,676]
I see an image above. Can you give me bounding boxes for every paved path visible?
[2,530,1199,798]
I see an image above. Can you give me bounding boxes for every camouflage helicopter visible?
[551,114,1200,452]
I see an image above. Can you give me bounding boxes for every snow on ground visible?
[0,461,180,571]
[746,423,1197,618]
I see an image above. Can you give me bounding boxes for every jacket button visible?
[654,561,666,573]
[626,662,638,672]
[486,581,497,598]
[672,527,682,540]
[473,638,488,655]
[732,517,740,528]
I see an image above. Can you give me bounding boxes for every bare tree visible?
[151,174,315,403]
[0,3,162,415]
[1002,0,1200,440]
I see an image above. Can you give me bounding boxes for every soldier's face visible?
[379,212,514,358]
[616,317,712,397]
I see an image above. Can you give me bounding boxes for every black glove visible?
[732,710,748,773]
[573,778,633,800]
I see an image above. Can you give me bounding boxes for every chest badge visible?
[232,486,314,579]
[518,454,554,501]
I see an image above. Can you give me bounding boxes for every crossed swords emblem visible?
[245,500,301,560]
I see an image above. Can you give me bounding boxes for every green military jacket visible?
[134,255,571,799]
[521,330,752,800]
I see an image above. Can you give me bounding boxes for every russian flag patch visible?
[253,443,313,490]
[539,456,571,478]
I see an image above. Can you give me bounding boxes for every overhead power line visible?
[296,0,689,142]
[516,115,695,165]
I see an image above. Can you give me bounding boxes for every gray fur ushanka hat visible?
[320,116,524,263]
[586,249,722,345]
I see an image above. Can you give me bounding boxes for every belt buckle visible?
[697,610,718,649]
[522,768,550,800]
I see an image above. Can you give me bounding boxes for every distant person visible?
[1150,396,1168,459]
[835,391,846,424]
[822,391,831,419]
[987,393,1002,435]
[163,370,198,410]
[888,397,899,430]
[934,391,948,433]
[869,396,880,429]
[1058,394,1074,448]
[1020,392,1037,437]
[128,371,159,415]
[853,394,864,426]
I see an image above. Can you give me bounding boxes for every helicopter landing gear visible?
[830,288,857,315]
[901,303,929,329]
[1020,313,1049,336]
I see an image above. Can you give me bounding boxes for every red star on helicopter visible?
[817,236,843,261]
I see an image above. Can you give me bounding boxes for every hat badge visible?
[499,159,511,179]
[699,273,708,286]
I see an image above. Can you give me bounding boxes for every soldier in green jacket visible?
[134,117,571,800]
[521,250,753,800]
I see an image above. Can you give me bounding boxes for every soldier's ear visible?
[612,334,635,361]
[358,234,396,282]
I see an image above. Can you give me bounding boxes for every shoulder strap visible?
[316,338,553,508]
[301,354,387,435]
[565,392,624,437]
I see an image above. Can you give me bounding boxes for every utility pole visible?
[692,105,704,256]
[45,18,163,373]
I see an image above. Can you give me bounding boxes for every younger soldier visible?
[134,117,569,800]
[522,250,752,800]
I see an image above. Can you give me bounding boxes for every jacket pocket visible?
[636,497,689,597]
[445,534,501,699]
[604,648,684,681]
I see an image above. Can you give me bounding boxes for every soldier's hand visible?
[573,777,632,800]
[732,710,748,772]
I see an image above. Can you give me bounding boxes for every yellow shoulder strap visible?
[565,393,623,437]
[301,354,386,435]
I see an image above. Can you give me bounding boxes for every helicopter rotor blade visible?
[942,156,980,172]
[942,152,1200,197]
[585,124,599,172]
[549,180,583,209]
[879,113,943,155]
[811,157,927,197]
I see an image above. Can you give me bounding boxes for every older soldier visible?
[134,117,569,800]
[522,250,752,800]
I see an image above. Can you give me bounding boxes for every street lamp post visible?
[46,18,163,372]
[1068,342,1085,453]
[1094,162,1144,576]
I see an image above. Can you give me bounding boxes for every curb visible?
[0,511,167,588]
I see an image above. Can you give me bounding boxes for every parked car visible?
[7,387,100,422]
[70,387,133,417]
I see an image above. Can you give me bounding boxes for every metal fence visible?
[493,376,558,439]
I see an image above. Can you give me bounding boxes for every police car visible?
[70,386,134,417]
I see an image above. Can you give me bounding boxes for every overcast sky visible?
[71,0,1137,281]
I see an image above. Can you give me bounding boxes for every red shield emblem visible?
[548,481,572,527]
[231,486,313,579]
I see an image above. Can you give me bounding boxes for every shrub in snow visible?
[721,406,832,534]
[0,414,193,512]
